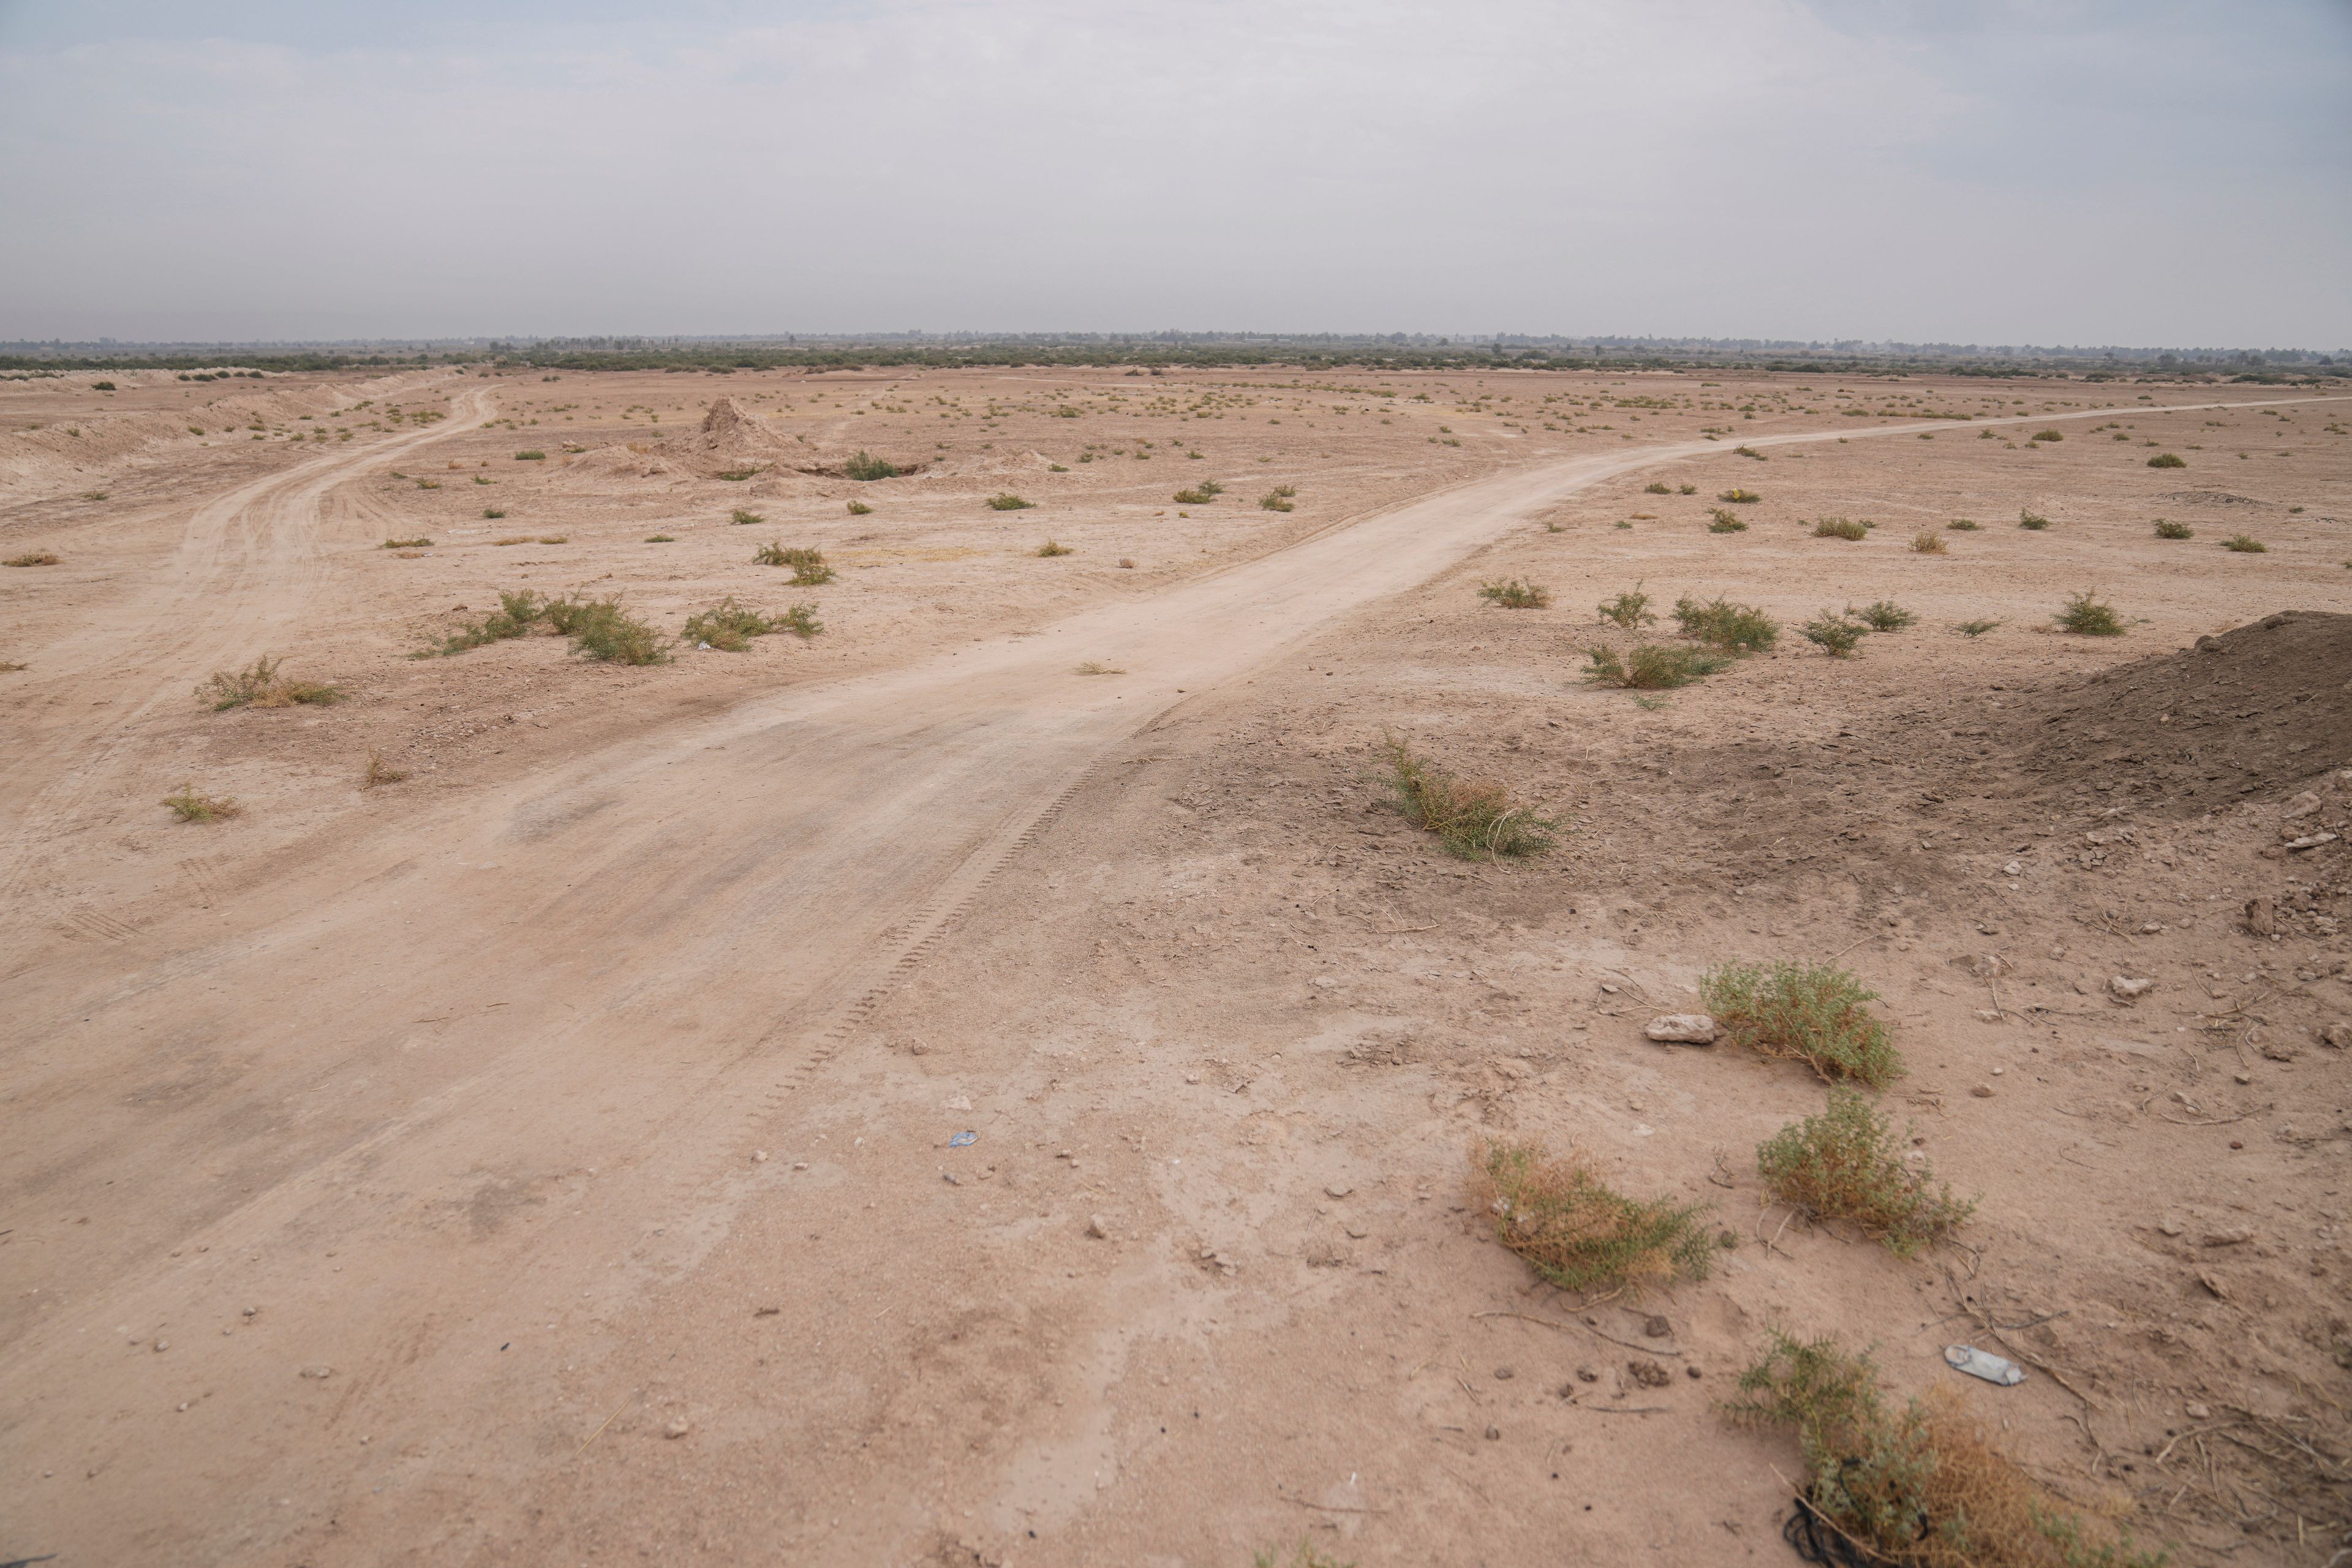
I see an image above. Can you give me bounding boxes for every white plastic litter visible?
[1944,1344,2024,1385]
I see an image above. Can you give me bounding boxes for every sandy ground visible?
[2,364,2350,1566]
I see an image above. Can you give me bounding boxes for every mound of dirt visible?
[2016,610,2352,815]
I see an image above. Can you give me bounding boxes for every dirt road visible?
[2,391,2340,1564]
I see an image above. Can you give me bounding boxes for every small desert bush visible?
[1643,480,1672,494]
[1727,1332,2165,1568]
[645,533,675,543]
[2029,428,2063,442]
[681,597,784,651]
[513,450,546,461]
[2152,518,2192,539]
[362,752,409,789]
[414,478,441,490]
[1800,614,1866,656]
[731,508,764,526]
[2018,509,2051,530]
[1585,643,1730,689]
[2147,451,2185,468]
[716,467,761,482]
[1757,1089,1973,1257]
[380,537,432,549]
[1258,487,1295,511]
[1733,444,1765,459]
[753,542,834,583]
[774,603,821,638]
[1172,480,1224,504]
[2221,533,2266,553]
[483,508,506,520]
[1385,736,1556,859]
[1480,578,1550,609]
[1254,1540,1354,1568]
[1812,516,1868,540]
[1706,508,1747,533]
[6,551,61,567]
[1597,584,1655,628]
[1910,530,1947,554]
[1701,960,1898,1086]
[1035,540,1073,556]
[1849,600,1916,631]
[429,589,547,655]
[843,450,899,481]
[548,596,668,665]
[1470,1139,1713,1295]
[163,784,241,823]
[987,492,1035,510]
[846,500,873,516]
[1956,619,2002,638]
[1719,488,1761,503]
[197,655,342,710]
[2054,591,2124,636]
[1672,595,1778,653]
[1946,518,1979,531]
[1677,483,1698,495]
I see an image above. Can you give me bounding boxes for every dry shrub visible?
[163,784,241,823]
[1701,961,1899,1087]
[1910,530,1947,554]
[1471,1139,1713,1295]
[1036,540,1073,556]
[1480,578,1550,608]
[1757,1089,1973,1256]
[362,752,409,788]
[1385,736,1556,859]
[429,590,546,655]
[5,552,61,567]
[1728,1331,2163,1568]
[197,655,342,710]
[1812,517,1869,541]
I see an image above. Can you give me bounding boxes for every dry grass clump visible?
[1947,518,1980,531]
[1673,595,1778,653]
[1172,479,1225,505]
[1036,540,1073,557]
[753,542,834,582]
[6,551,61,567]
[1701,961,1899,1086]
[163,783,241,823]
[1719,488,1761,504]
[1597,584,1656,629]
[731,508,764,526]
[2018,509,2051,530]
[2221,534,2266,553]
[1259,484,1297,511]
[987,492,1035,510]
[2054,591,2124,636]
[1385,737,1557,859]
[1812,517,1869,541]
[1471,1139,1713,1295]
[2147,451,2185,468]
[197,655,342,710]
[379,537,432,549]
[846,500,874,516]
[1585,644,1730,690]
[1728,1332,2164,1568]
[1479,578,1551,609]
[1757,1090,1973,1257]
[1800,613,1867,657]
[1957,618,2003,638]
[1643,481,1672,494]
[2152,519,2192,539]
[1910,530,1947,554]
[2029,428,2064,443]
[1706,508,1748,533]
[1848,600,1916,632]
[428,589,548,655]
[362,751,409,788]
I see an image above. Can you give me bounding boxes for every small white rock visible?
[2109,976,2153,1000]
[1643,1013,1721,1044]
[665,1417,692,1439]
[2283,791,2322,820]
[1085,1214,1110,1240]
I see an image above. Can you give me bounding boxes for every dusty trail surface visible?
[4,375,2348,1567]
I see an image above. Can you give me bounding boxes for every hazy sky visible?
[2,1,2346,346]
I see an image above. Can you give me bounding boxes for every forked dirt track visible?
[2,391,2341,1563]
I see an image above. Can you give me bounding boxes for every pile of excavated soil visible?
[2017,609,2352,814]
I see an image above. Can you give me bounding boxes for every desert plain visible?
[2,360,2349,1566]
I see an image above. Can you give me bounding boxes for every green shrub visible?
[1585,643,1731,689]
[1672,595,1778,652]
[2054,591,2124,636]
[1643,481,1672,494]
[2018,510,2050,530]
[1849,600,1916,631]
[2029,428,2063,442]
[1259,488,1295,511]
[1035,540,1073,557]
[1701,960,1898,1085]
[163,784,241,823]
[1719,488,1761,503]
[2147,452,2185,468]
[483,507,505,519]
[1956,619,2002,637]
[1385,736,1556,859]
[731,507,764,526]
[1945,518,1979,531]
[753,542,833,583]
[1800,614,1866,656]
[775,603,821,638]
[1597,584,1655,629]
[716,467,761,482]
[1172,479,1224,504]
[1480,578,1550,608]
[2221,534,2266,552]
[1733,444,1766,460]
[549,597,668,664]
[1706,508,1747,533]
[1757,1089,1973,1256]
[682,597,782,651]
[2152,519,2192,539]
[380,537,432,549]
[987,492,1034,510]
[428,589,548,655]
[846,500,873,516]
[1471,1139,1712,1295]
[514,450,546,461]
[645,534,675,543]
[1677,483,1697,495]
[196,655,342,710]
[1812,517,1868,540]
[843,451,899,481]
[1727,1332,2166,1568]
[5,551,61,567]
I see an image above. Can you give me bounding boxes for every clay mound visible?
[2016,610,2352,815]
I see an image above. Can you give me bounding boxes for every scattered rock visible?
[2201,1227,2254,1248]
[2245,896,2276,937]
[1085,1214,1110,1240]
[664,1417,691,1439]
[2321,1024,2350,1050]
[2197,1270,2230,1300]
[2109,976,2153,1001]
[751,1150,769,1164]
[152,1340,168,1354]
[2185,1401,2212,1419]
[1642,1314,1670,1339]
[300,1365,334,1380]
[2283,791,2323,820]
[1628,1359,1672,1388]
[1643,1014,1720,1044]
[1969,954,2010,979]
[1494,1366,1515,1380]
[2285,832,2339,852]
[1686,1364,1703,1380]
[1484,1424,1501,1441]
[1971,1084,1996,1098]
[1575,1364,1599,1383]
[2158,1216,2184,1237]
[1324,1182,1354,1199]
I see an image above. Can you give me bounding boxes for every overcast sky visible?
[1,1,2345,347]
